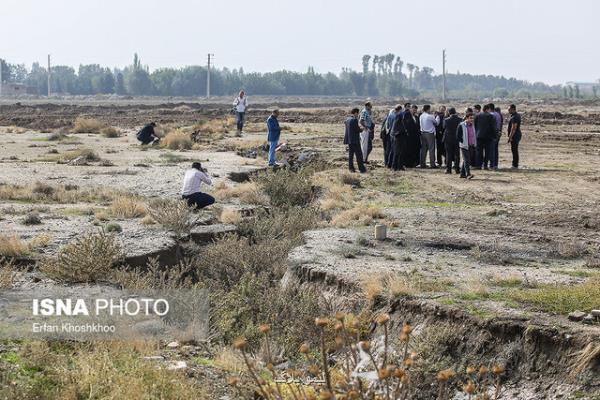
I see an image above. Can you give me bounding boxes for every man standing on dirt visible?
[383,105,400,168]
[344,108,367,173]
[403,104,420,168]
[435,105,447,167]
[507,104,522,169]
[181,162,215,209]
[488,103,502,170]
[359,101,374,163]
[136,122,160,146]
[442,107,462,174]
[457,112,476,179]
[391,104,407,171]
[419,104,440,168]
[267,109,281,167]
[474,104,496,169]
[233,90,248,136]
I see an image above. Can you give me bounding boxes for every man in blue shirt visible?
[266,109,281,166]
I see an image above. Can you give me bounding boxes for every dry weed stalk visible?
[231,313,467,399]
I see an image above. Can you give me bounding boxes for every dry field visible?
[0,98,599,399]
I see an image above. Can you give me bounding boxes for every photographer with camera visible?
[181,162,215,210]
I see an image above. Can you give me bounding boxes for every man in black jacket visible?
[442,108,462,174]
[435,106,447,167]
[474,105,496,169]
[344,108,366,173]
[391,105,407,170]
[403,105,420,167]
[136,122,160,145]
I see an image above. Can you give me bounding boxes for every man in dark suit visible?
[442,108,462,174]
[474,104,497,169]
[391,105,407,171]
[344,108,366,173]
[403,105,421,168]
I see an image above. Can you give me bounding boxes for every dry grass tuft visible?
[570,342,600,379]
[110,196,147,219]
[0,234,29,257]
[212,181,269,205]
[101,126,121,138]
[331,205,384,227]
[220,208,242,224]
[320,183,353,211]
[162,130,193,150]
[72,117,107,133]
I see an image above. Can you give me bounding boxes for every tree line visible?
[0,53,565,99]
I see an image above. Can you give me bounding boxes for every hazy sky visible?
[1,0,597,85]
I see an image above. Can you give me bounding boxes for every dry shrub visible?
[29,233,52,249]
[113,257,197,291]
[220,208,242,224]
[162,130,192,150]
[101,126,120,138]
[331,205,384,227]
[237,207,318,244]
[110,195,147,219]
[0,234,29,257]
[148,199,197,236]
[40,230,122,283]
[259,169,314,208]
[71,117,106,133]
[0,257,18,288]
[212,181,269,205]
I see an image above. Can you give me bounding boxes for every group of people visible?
[135,93,524,211]
[345,101,522,178]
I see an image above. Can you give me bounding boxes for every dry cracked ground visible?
[0,98,599,399]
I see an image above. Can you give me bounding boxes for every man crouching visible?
[181,162,215,209]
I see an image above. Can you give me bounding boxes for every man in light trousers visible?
[359,101,374,163]
[418,104,440,168]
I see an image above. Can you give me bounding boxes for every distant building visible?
[0,82,38,96]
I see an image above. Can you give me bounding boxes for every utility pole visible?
[442,49,447,102]
[206,53,214,98]
[47,54,51,97]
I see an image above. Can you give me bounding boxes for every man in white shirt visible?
[418,104,440,168]
[233,90,248,136]
[181,162,215,209]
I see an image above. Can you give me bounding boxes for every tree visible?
[406,63,415,88]
[563,86,568,98]
[125,53,154,95]
[493,87,509,98]
[114,71,126,95]
[593,86,598,99]
[574,84,580,99]
[361,55,371,75]
[568,85,574,98]
[372,56,379,73]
